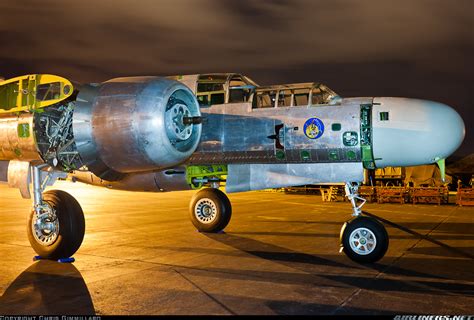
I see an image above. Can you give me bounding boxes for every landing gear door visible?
[7,160,31,199]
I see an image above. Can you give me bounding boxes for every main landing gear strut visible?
[27,164,85,259]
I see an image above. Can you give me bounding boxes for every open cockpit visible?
[169,73,341,108]
[252,83,341,109]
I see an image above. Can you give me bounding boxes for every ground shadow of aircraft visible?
[0,260,94,314]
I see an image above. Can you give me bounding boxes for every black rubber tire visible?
[189,188,232,232]
[27,190,85,259]
[340,216,389,263]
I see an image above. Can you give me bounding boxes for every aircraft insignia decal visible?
[303,117,324,139]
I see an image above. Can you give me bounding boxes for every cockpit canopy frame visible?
[170,73,341,108]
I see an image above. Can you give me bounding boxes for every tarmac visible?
[0,181,473,315]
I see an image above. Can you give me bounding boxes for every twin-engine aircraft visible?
[0,73,465,263]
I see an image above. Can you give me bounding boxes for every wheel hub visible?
[166,103,193,141]
[32,203,59,246]
[195,198,217,224]
[348,227,376,255]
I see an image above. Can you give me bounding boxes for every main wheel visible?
[340,216,388,263]
[189,188,232,233]
[27,190,85,259]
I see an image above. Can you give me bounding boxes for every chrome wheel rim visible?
[195,198,218,224]
[349,227,377,255]
[32,204,59,246]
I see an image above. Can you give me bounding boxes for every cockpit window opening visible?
[311,87,326,105]
[310,85,341,106]
[196,76,227,106]
[210,92,225,105]
[196,91,226,106]
[197,94,209,106]
[254,90,277,109]
[228,75,253,103]
[277,90,293,107]
[293,88,309,106]
[196,74,257,106]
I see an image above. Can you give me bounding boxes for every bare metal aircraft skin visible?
[0,73,465,263]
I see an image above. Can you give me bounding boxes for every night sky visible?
[0,0,472,158]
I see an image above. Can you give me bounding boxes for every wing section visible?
[0,74,73,114]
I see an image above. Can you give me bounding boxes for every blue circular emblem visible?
[303,118,325,139]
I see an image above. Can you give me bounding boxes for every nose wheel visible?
[340,216,388,263]
[189,188,232,233]
[340,182,389,263]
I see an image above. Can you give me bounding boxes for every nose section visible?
[428,101,465,159]
[371,97,465,168]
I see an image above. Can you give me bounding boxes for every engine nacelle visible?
[73,77,201,180]
[0,114,42,162]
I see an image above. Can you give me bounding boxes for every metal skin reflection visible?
[0,73,465,264]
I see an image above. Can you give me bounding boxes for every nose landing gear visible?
[340,182,389,263]
[340,216,389,263]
